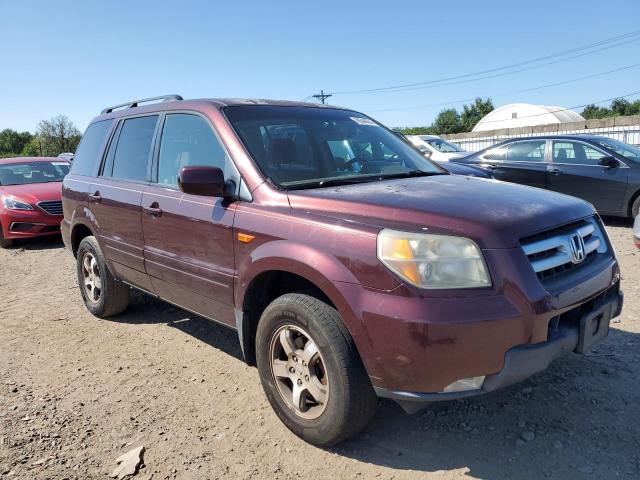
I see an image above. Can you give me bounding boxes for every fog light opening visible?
[442,376,485,393]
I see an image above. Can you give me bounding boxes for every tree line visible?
[0,115,81,158]
[395,98,494,136]
[395,97,640,136]
[581,98,640,119]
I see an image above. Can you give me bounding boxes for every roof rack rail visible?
[101,94,183,114]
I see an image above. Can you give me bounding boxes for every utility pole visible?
[312,90,332,104]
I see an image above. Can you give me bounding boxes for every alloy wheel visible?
[269,325,329,419]
[81,252,102,304]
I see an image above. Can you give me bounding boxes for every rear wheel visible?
[76,236,130,317]
[256,293,377,446]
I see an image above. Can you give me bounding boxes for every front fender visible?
[235,239,360,309]
[234,239,383,377]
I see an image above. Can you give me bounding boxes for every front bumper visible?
[376,286,623,413]
[1,210,62,239]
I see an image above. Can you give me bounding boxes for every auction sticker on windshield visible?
[350,116,378,126]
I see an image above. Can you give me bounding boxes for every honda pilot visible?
[61,95,623,446]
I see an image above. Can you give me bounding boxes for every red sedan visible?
[0,157,70,248]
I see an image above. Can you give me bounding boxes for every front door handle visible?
[483,163,498,170]
[547,166,562,175]
[88,191,102,202]
[143,202,163,217]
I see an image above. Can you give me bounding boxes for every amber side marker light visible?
[238,232,255,243]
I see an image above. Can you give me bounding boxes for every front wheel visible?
[256,293,377,446]
[76,236,130,318]
[0,228,13,248]
[632,196,640,218]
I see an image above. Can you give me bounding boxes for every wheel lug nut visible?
[289,367,295,373]
[297,379,303,386]
[292,355,297,362]
[305,375,309,381]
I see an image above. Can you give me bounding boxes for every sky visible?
[1,0,639,133]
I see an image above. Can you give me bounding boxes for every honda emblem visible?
[568,234,586,264]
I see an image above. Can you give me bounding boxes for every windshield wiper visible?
[285,170,446,190]
[378,170,448,180]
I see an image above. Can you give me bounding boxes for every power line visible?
[367,62,640,113]
[340,36,640,96]
[301,29,640,99]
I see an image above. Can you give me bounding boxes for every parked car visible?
[62,96,623,446]
[395,132,490,178]
[0,157,70,248]
[634,215,640,248]
[452,135,640,218]
[406,134,468,161]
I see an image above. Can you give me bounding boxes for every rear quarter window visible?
[70,120,113,176]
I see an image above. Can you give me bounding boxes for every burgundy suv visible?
[61,95,623,445]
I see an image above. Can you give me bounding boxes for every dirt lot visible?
[1,219,638,480]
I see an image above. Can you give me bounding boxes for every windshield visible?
[422,138,465,153]
[225,106,444,189]
[0,161,70,186]
[594,138,640,162]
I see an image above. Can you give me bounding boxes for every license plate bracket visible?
[575,303,612,354]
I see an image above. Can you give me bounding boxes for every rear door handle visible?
[88,191,102,202]
[483,163,498,170]
[143,203,163,217]
[547,166,562,175]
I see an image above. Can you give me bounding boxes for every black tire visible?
[632,195,640,218]
[256,293,377,446]
[76,236,129,318]
[0,228,14,248]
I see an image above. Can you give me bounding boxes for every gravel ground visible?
[0,218,638,480]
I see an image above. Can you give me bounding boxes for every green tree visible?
[0,129,33,156]
[460,98,494,131]
[433,108,462,134]
[610,98,631,116]
[36,115,81,156]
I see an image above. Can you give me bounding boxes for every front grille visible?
[520,217,607,282]
[37,200,63,215]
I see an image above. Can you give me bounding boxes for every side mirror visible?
[178,166,226,197]
[599,156,618,168]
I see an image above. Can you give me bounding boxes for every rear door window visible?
[107,115,159,182]
[71,120,113,176]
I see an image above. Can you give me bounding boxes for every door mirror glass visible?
[178,166,226,197]
[598,156,618,168]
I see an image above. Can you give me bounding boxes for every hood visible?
[287,175,595,249]
[0,181,63,205]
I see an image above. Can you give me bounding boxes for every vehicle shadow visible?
[103,292,244,362]
[330,326,639,479]
[601,216,633,228]
[9,235,64,251]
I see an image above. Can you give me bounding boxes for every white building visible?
[472,103,585,132]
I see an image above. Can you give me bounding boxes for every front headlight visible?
[377,229,491,289]
[1,195,34,211]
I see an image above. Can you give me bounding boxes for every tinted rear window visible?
[110,115,158,182]
[71,120,113,176]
